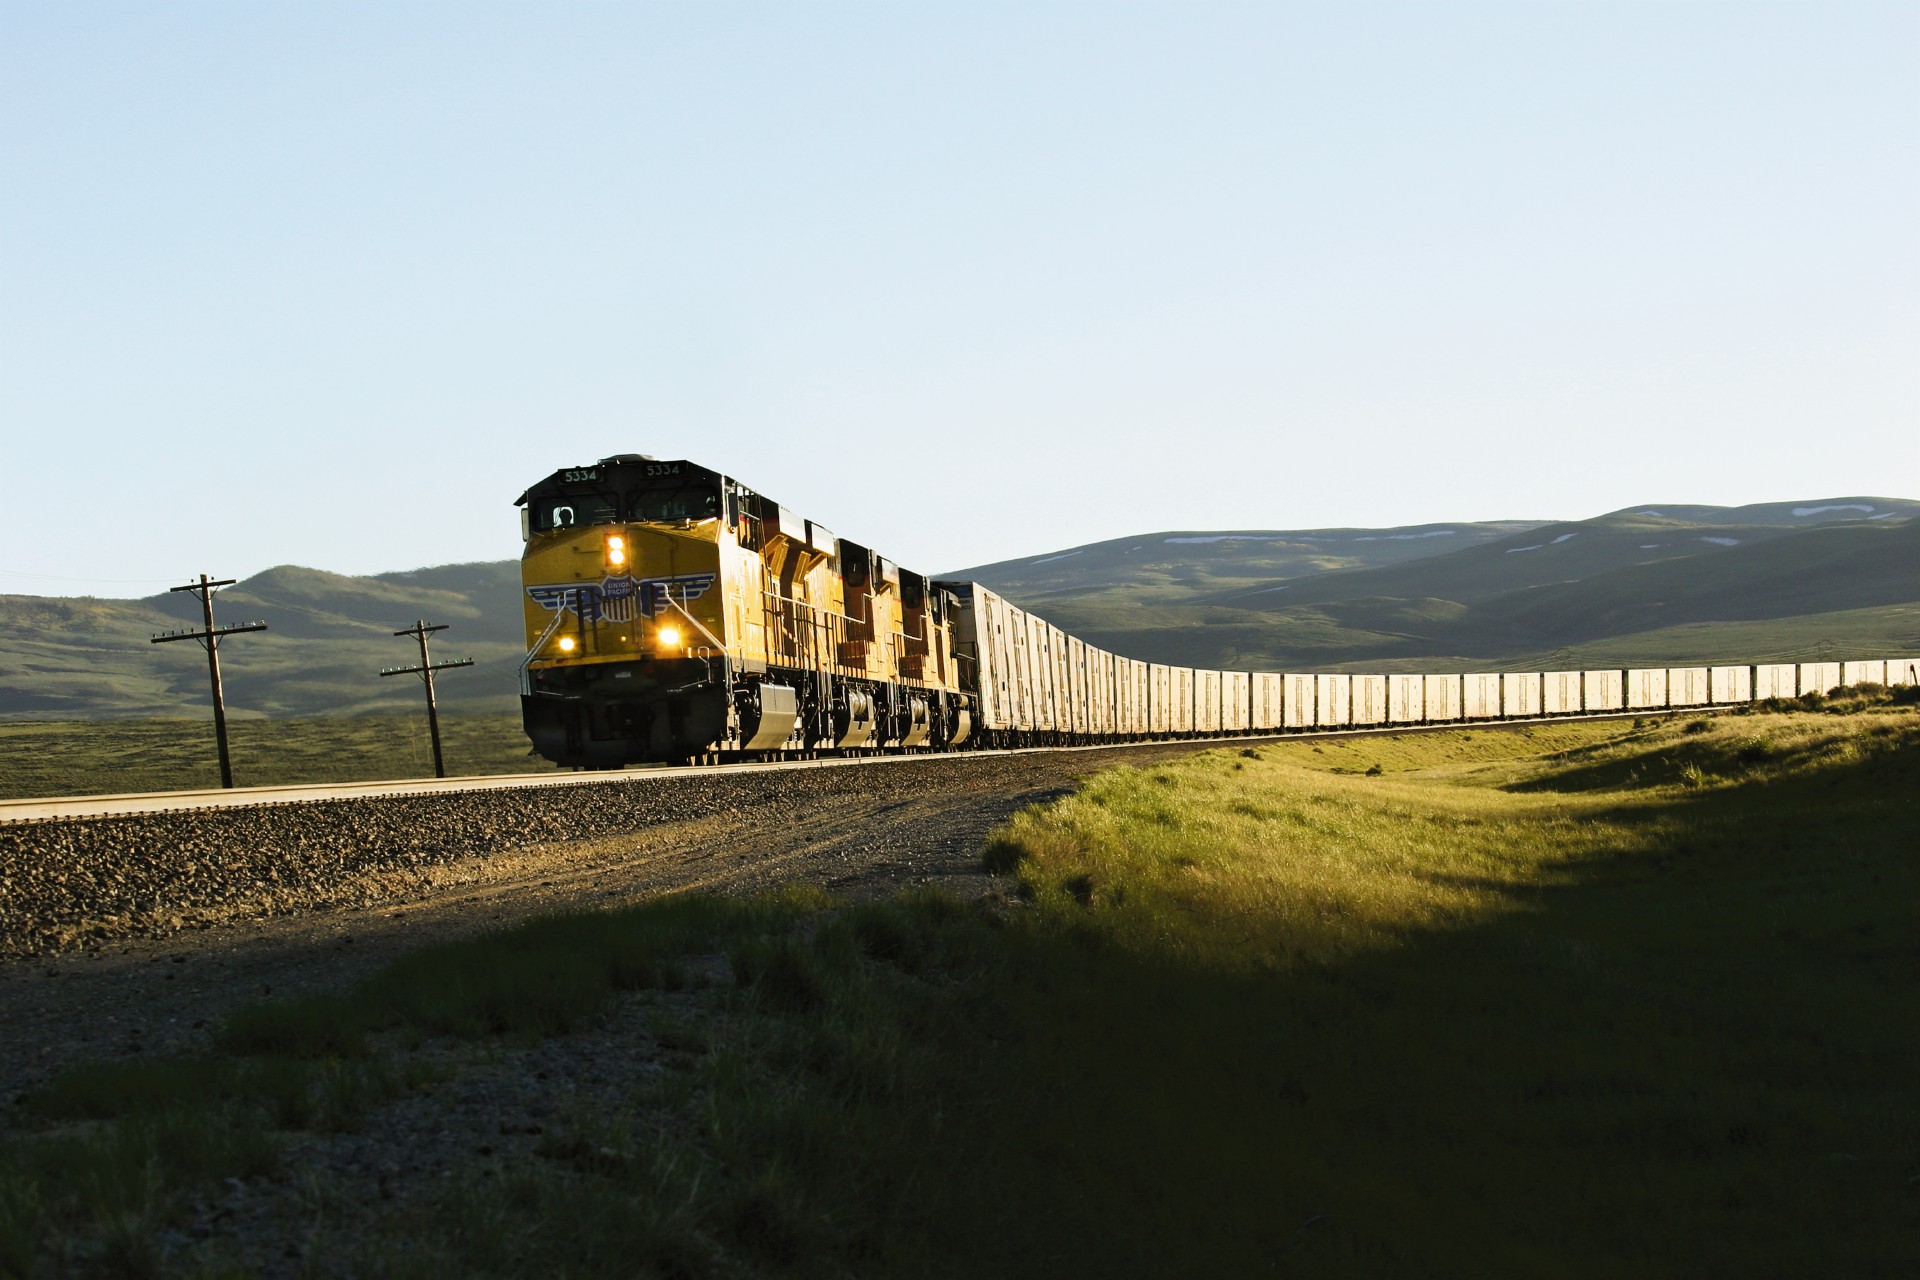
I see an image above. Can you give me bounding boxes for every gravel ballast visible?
[0,755,1094,959]
[0,743,1223,1107]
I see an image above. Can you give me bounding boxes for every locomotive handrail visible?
[519,608,571,694]
[662,598,728,656]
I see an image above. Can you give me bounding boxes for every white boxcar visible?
[1009,611,1036,731]
[1387,674,1424,724]
[1667,667,1710,707]
[1118,655,1140,734]
[1079,646,1098,735]
[1424,674,1462,722]
[1315,674,1352,727]
[1022,615,1053,732]
[1120,659,1148,734]
[1148,664,1172,735]
[1842,660,1886,687]
[1075,640,1094,736]
[1066,636,1088,736]
[1351,675,1387,725]
[1057,635,1076,735]
[1888,658,1920,687]
[1502,672,1542,718]
[1087,647,1109,736]
[953,586,1013,732]
[1709,666,1752,704]
[1626,668,1668,709]
[1583,669,1624,712]
[1104,651,1122,735]
[1252,673,1283,730]
[1283,674,1315,729]
[1172,667,1196,733]
[1463,673,1501,719]
[991,591,1028,732]
[990,591,1037,732]
[1010,606,1038,730]
[1753,664,1797,700]
[1541,671,1581,715]
[1798,662,1842,697]
[1085,640,1103,735]
[1195,670,1222,734]
[1223,671,1251,731]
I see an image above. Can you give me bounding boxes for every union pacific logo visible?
[527,572,716,624]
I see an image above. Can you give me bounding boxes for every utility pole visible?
[380,620,474,778]
[150,574,268,789]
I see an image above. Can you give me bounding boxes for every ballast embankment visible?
[0,767,910,958]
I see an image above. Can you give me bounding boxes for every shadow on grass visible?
[1508,708,1917,794]
[5,729,1914,1278]
[940,735,1918,1278]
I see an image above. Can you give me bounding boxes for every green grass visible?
[3,706,1915,1275]
[0,713,557,798]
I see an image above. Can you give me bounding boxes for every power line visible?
[380,620,474,779]
[150,575,268,789]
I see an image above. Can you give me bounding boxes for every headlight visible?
[606,534,627,568]
[657,625,682,649]
[557,636,577,653]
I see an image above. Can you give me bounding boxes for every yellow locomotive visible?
[516,455,973,766]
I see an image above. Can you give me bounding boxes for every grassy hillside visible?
[951,499,1920,671]
[9,703,1914,1275]
[945,518,1544,607]
[0,562,525,720]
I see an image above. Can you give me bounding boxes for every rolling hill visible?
[0,563,527,720]
[943,497,1920,672]
[2,497,1915,720]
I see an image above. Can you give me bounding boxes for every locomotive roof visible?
[514,457,724,506]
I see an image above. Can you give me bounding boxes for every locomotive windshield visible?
[625,480,721,523]
[528,491,618,532]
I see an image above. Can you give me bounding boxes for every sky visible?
[3,0,1915,597]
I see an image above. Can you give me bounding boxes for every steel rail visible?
[0,708,1703,825]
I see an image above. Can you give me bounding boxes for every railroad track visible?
[0,709,1691,824]
[0,710,1705,1105]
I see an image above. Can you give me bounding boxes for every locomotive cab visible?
[517,457,738,767]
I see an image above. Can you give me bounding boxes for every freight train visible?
[515,455,1918,768]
